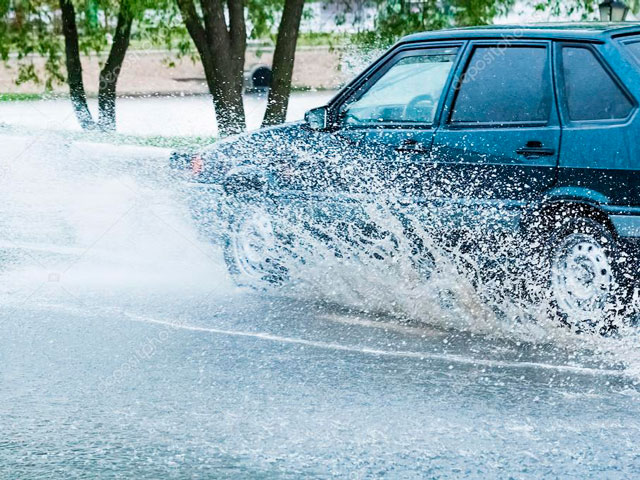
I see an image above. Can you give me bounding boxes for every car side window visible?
[450,46,552,125]
[623,39,640,65]
[342,48,459,127]
[561,46,633,122]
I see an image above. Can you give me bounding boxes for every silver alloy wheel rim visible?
[232,210,277,281]
[550,233,614,324]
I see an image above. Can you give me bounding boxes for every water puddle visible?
[1,130,640,380]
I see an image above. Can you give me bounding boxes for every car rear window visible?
[561,46,633,122]
[623,39,640,65]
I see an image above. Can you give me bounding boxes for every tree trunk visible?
[210,63,246,136]
[221,0,247,135]
[59,0,95,130]
[262,0,306,127]
[176,0,247,137]
[98,3,133,132]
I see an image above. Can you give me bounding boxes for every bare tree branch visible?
[98,0,134,131]
[59,0,95,130]
[175,0,208,58]
[200,0,230,55]
[262,0,305,126]
[227,0,246,72]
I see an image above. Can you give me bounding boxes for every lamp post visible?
[599,0,630,22]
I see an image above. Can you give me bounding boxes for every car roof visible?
[400,22,640,44]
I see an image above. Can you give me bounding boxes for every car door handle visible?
[396,139,430,154]
[516,141,555,158]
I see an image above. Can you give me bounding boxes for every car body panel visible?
[428,39,561,230]
[609,215,640,237]
[552,41,640,215]
[182,23,640,244]
[400,23,640,44]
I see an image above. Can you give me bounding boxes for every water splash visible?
[0,133,231,302]
[2,130,639,379]
[216,193,640,376]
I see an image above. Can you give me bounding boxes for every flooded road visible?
[0,91,336,136]
[3,292,640,479]
[1,132,640,478]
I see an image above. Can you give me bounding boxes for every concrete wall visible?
[0,46,347,96]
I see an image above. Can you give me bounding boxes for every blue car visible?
[179,23,640,329]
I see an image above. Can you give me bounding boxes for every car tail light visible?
[191,154,204,175]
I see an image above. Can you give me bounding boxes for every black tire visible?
[222,207,289,290]
[545,217,630,333]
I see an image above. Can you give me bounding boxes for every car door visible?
[431,41,561,231]
[554,42,638,210]
[317,44,463,221]
[271,45,461,208]
[275,44,464,238]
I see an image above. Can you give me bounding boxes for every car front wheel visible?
[223,207,288,290]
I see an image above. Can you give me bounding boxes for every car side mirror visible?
[305,106,329,131]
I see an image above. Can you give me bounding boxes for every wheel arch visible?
[527,199,617,239]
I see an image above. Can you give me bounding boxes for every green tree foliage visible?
[1,0,307,134]
[0,1,66,90]
[533,0,640,19]
[356,0,515,48]
[1,0,180,87]
[0,0,176,130]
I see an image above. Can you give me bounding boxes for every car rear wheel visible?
[223,207,288,289]
[546,217,627,333]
